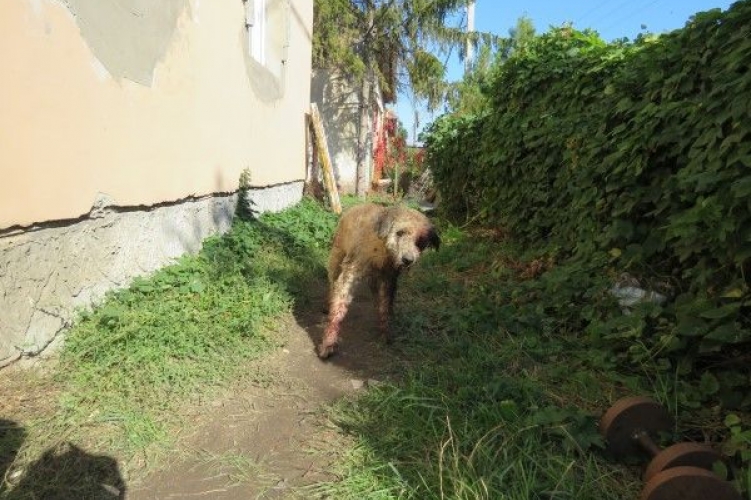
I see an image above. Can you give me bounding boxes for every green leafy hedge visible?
[424,0,751,456]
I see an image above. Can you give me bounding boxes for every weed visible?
[1,197,338,497]
[6,197,742,499]
[308,224,647,499]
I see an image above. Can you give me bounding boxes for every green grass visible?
[306,223,658,499]
[58,198,336,446]
[1,198,338,497]
[5,197,747,499]
[305,217,750,498]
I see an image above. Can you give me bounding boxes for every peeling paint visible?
[62,0,190,86]
[90,56,110,82]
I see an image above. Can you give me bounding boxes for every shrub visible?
[423,0,751,450]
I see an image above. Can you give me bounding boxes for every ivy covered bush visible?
[424,0,751,458]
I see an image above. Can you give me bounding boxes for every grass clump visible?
[2,197,338,494]
[57,198,337,450]
[310,224,647,500]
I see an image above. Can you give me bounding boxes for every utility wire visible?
[588,0,639,29]
[575,0,618,26]
[599,0,663,36]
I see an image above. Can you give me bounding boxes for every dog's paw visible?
[317,342,337,360]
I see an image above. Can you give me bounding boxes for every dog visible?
[317,203,440,359]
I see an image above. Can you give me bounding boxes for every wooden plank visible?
[309,103,342,215]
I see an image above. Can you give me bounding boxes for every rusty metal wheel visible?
[641,466,741,500]
[645,442,725,481]
[600,396,673,459]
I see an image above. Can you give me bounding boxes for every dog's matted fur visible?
[318,203,440,359]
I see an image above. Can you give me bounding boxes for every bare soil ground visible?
[126,285,399,499]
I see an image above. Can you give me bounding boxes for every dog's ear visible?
[375,207,397,239]
[427,227,441,251]
[417,226,441,251]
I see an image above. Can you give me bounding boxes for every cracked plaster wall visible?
[0,0,314,228]
[0,182,303,367]
[62,0,189,86]
[0,0,314,366]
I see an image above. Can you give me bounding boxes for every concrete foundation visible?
[0,181,303,367]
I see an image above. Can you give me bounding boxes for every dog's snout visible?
[402,256,414,266]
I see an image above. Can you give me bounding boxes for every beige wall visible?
[0,0,313,229]
[310,69,382,195]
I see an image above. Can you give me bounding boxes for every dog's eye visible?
[396,230,406,237]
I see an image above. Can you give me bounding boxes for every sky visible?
[395,0,735,144]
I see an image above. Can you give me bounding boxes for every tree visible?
[445,42,494,115]
[313,0,488,196]
[504,15,536,59]
[445,16,536,115]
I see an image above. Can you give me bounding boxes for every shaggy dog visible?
[318,203,440,359]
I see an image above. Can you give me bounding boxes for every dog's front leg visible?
[376,272,398,344]
[318,268,357,359]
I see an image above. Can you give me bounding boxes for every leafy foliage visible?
[423,0,751,479]
[445,16,535,115]
[313,0,502,109]
[309,226,640,499]
[444,44,495,115]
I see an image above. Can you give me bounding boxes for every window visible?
[244,0,290,83]
[245,0,266,64]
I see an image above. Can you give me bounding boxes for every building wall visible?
[0,183,304,367]
[0,0,314,365]
[0,0,313,229]
[310,69,381,195]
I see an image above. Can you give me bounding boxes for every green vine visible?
[423,0,751,472]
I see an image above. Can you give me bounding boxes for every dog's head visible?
[376,206,440,269]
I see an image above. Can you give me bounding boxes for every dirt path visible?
[128,284,398,499]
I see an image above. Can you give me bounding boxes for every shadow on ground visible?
[127,198,402,500]
[236,194,401,374]
[247,203,403,378]
[0,418,126,500]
